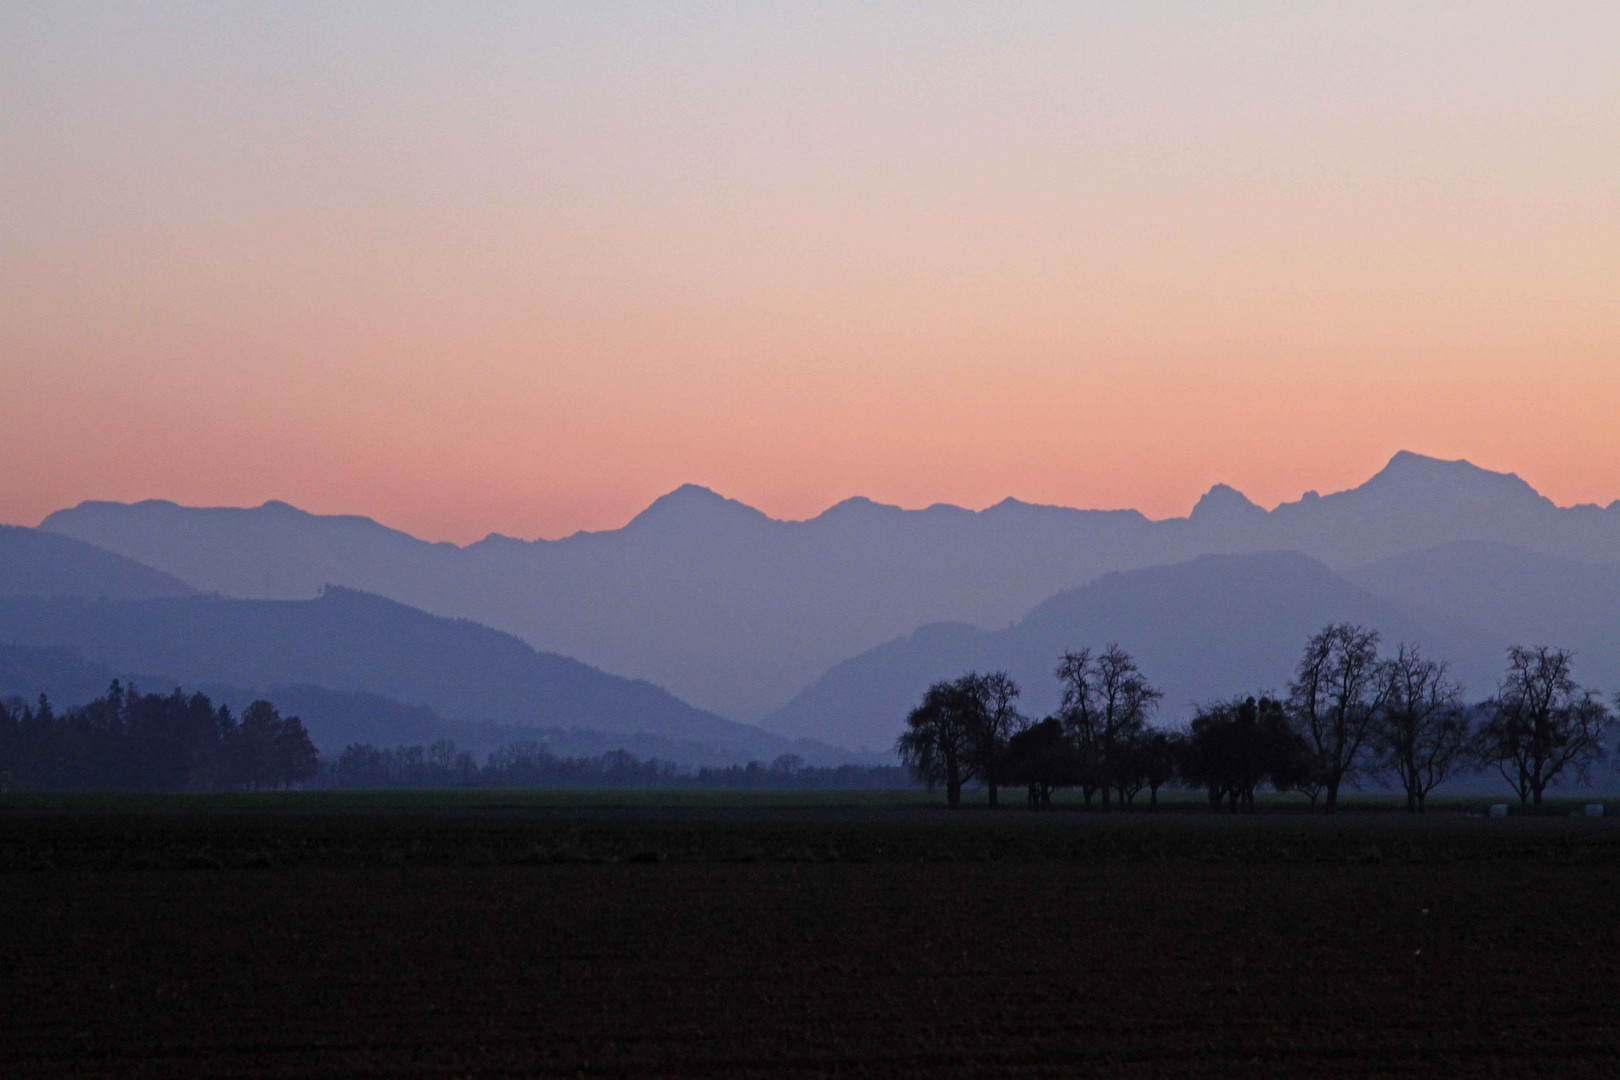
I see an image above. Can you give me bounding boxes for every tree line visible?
[898,626,1616,812]
[0,682,318,791]
[328,741,910,789]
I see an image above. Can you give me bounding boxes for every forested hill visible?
[0,588,851,766]
[0,643,809,765]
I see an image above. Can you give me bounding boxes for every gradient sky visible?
[4,2,1618,543]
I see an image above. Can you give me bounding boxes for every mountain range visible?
[765,550,1510,751]
[0,579,854,765]
[36,452,1620,722]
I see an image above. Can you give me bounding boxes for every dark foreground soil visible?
[1,809,1616,1077]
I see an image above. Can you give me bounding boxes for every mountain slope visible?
[0,645,811,765]
[39,453,1620,719]
[1348,541,1620,693]
[0,525,195,600]
[0,643,477,753]
[764,552,1488,752]
[0,588,850,765]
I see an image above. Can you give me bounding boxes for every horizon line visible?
[28,450,1620,548]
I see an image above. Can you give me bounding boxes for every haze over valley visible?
[7,451,1619,761]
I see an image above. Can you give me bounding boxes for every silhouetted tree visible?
[769,753,805,777]
[337,743,388,786]
[1473,646,1612,806]
[897,678,981,808]
[1181,696,1308,813]
[274,713,319,789]
[1287,624,1389,813]
[1137,730,1180,811]
[232,701,317,790]
[1371,644,1470,812]
[0,684,310,792]
[427,738,457,771]
[961,671,1027,808]
[1111,731,1151,808]
[233,701,280,790]
[1001,717,1079,809]
[1056,645,1162,810]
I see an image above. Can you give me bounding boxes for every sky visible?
[3,1,1618,543]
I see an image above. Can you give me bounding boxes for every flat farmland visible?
[1,798,1617,1078]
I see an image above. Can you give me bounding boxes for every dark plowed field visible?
[1,807,1616,1077]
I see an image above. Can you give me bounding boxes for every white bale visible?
[1585,804,1604,818]
[1488,804,1509,818]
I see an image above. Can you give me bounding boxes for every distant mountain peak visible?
[1357,451,1549,507]
[1382,449,1440,469]
[1364,450,1481,484]
[1366,450,1493,484]
[625,484,771,531]
[1189,483,1265,521]
[814,496,901,521]
[472,531,526,548]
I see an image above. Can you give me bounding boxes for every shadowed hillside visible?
[0,589,854,766]
[0,643,836,767]
[0,525,195,600]
[1348,541,1620,693]
[765,552,1494,752]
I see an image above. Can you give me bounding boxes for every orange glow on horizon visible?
[4,5,1618,544]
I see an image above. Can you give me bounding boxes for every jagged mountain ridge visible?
[37,453,1620,720]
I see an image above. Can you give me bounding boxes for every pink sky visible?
[4,4,1618,543]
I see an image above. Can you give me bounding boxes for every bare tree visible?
[1474,646,1613,806]
[896,678,981,808]
[427,738,458,770]
[1056,645,1162,810]
[1371,644,1469,813]
[1287,624,1389,814]
[961,671,1027,809]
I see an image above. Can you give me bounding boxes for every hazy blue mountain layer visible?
[0,644,829,766]
[37,452,1620,720]
[763,551,1504,752]
[0,524,195,600]
[0,590,853,766]
[1347,541,1620,695]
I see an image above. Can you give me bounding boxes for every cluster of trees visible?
[0,683,317,791]
[898,626,1617,812]
[333,740,679,787]
[688,755,910,790]
[329,742,911,790]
